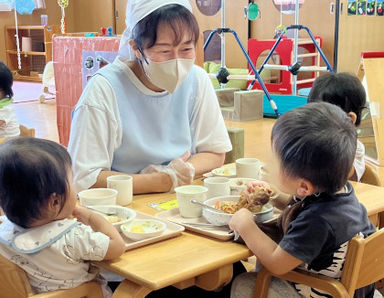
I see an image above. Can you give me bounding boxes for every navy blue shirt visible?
[280,182,375,272]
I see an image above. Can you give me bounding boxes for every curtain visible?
[34,0,45,9]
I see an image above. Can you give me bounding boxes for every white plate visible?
[211,165,236,178]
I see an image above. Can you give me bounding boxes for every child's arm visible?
[72,205,126,260]
[230,208,302,275]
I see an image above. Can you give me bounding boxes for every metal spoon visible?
[190,199,228,214]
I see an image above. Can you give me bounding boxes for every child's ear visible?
[129,40,142,59]
[296,179,314,197]
[48,193,60,211]
[348,112,357,124]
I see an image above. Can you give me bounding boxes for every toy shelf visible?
[5,25,59,82]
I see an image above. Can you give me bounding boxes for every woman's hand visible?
[229,208,255,235]
[72,205,93,225]
[140,151,195,192]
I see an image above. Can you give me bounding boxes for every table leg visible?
[112,279,152,298]
[195,264,233,291]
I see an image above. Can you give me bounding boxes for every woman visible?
[68,0,232,194]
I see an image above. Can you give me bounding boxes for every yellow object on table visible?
[94,180,384,298]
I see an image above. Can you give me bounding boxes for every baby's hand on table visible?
[229,208,255,235]
[72,205,93,225]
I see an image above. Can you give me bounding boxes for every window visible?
[0,0,13,11]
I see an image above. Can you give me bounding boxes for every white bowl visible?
[211,165,236,178]
[78,188,117,206]
[202,195,274,226]
[229,178,259,195]
[89,205,136,230]
[121,219,167,241]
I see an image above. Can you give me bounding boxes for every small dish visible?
[202,195,274,226]
[121,219,167,241]
[211,165,236,178]
[89,205,136,229]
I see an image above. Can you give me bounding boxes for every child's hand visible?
[229,208,255,235]
[72,205,92,225]
[247,180,271,194]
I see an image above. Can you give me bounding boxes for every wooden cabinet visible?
[5,25,59,82]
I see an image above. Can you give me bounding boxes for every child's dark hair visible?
[132,4,199,52]
[0,138,72,228]
[0,61,13,98]
[271,102,357,194]
[307,72,366,126]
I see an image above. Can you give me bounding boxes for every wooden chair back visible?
[360,162,381,186]
[0,253,104,298]
[254,228,384,298]
[19,125,36,138]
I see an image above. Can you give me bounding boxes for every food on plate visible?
[105,215,122,223]
[215,185,273,214]
[236,180,244,186]
[129,221,164,233]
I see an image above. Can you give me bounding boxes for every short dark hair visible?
[132,4,200,52]
[0,138,72,228]
[0,61,13,98]
[271,102,357,194]
[307,72,366,126]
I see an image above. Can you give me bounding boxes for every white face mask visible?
[141,57,195,93]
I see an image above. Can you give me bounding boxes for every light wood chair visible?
[254,228,384,298]
[0,253,103,298]
[19,124,36,138]
[360,162,381,186]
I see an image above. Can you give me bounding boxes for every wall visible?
[250,0,336,68]
[0,2,75,63]
[337,0,384,73]
[70,0,114,33]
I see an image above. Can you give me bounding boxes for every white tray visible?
[156,208,234,241]
[122,210,185,251]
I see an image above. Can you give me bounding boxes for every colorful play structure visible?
[204,0,334,119]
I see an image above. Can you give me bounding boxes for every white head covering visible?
[118,0,193,60]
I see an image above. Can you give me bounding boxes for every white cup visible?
[236,158,261,179]
[107,175,133,206]
[204,177,231,199]
[175,185,208,218]
[78,188,117,206]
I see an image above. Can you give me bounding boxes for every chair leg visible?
[254,267,272,298]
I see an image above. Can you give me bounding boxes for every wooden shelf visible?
[7,50,46,56]
[5,25,59,81]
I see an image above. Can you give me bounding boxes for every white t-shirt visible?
[68,57,232,192]
[354,139,365,182]
[0,219,111,297]
[0,104,20,138]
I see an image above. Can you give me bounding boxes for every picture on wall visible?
[377,0,384,15]
[367,0,376,15]
[357,0,367,15]
[348,0,357,15]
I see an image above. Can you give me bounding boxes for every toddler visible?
[308,72,367,181]
[0,137,125,297]
[0,61,20,138]
[230,102,376,298]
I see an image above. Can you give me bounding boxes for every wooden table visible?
[96,181,384,297]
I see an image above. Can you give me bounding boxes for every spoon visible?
[190,199,228,214]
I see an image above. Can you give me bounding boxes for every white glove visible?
[140,151,195,192]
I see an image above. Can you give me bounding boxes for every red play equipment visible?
[248,36,323,94]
